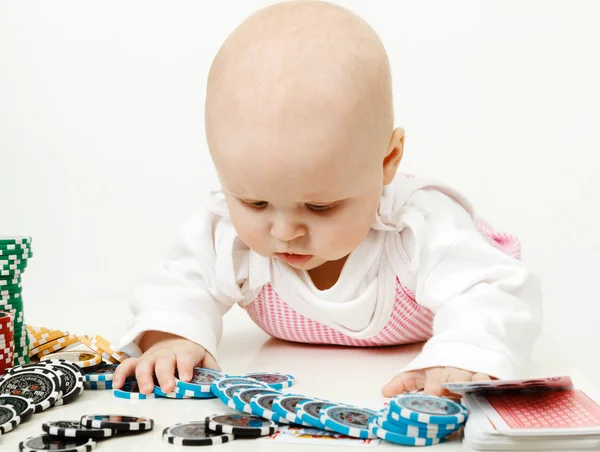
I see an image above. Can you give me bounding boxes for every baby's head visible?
[205,0,403,271]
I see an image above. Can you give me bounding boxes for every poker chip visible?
[29,334,79,358]
[82,363,118,382]
[232,387,282,414]
[79,336,128,364]
[174,368,223,396]
[215,383,267,409]
[0,237,31,246]
[80,415,154,432]
[212,376,269,392]
[206,413,276,438]
[0,368,60,413]
[42,421,116,439]
[368,417,442,446]
[114,380,156,400]
[319,405,378,439]
[84,381,113,390]
[375,409,460,439]
[29,330,69,349]
[8,363,66,404]
[18,435,96,452]
[249,393,290,424]
[163,421,234,446]
[296,399,337,430]
[153,376,193,399]
[0,404,20,434]
[0,395,35,423]
[41,351,102,368]
[245,372,295,390]
[389,394,469,425]
[272,394,313,425]
[35,360,85,405]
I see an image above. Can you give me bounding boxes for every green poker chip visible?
[0,248,32,257]
[0,237,31,246]
[0,262,27,272]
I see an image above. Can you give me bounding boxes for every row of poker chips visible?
[0,236,34,367]
[0,359,85,438]
[210,374,470,446]
[19,415,153,452]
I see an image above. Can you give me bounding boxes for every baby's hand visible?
[382,367,491,398]
[112,331,220,395]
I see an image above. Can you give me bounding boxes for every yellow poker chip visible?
[29,334,79,357]
[41,350,103,367]
[78,335,111,362]
[29,330,69,349]
[92,335,128,363]
[27,325,52,337]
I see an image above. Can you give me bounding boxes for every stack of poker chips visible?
[0,236,33,367]
[368,394,468,446]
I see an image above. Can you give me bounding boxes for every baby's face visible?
[211,94,393,271]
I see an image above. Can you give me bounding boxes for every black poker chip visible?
[0,395,34,423]
[0,404,20,434]
[8,363,66,404]
[206,413,277,438]
[162,421,234,446]
[39,360,85,405]
[43,420,116,439]
[0,369,60,413]
[80,414,154,432]
[18,434,95,452]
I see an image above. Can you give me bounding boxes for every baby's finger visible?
[471,373,492,382]
[176,352,197,382]
[382,371,423,397]
[112,358,138,389]
[155,354,177,393]
[135,356,157,395]
[447,368,476,384]
[201,352,221,372]
[423,368,451,397]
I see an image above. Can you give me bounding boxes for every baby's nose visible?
[270,214,307,242]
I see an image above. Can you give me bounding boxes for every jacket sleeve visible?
[117,208,241,360]
[399,190,543,379]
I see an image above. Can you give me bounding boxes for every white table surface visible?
[1,307,595,451]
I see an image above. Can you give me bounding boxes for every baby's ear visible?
[383,128,404,185]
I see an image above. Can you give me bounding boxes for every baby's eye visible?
[243,200,268,209]
[306,203,336,212]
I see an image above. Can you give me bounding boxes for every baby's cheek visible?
[231,214,270,253]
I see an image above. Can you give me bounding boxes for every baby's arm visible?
[383,189,542,396]
[113,207,240,394]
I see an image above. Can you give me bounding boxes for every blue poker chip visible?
[215,383,267,410]
[368,417,443,446]
[377,410,460,439]
[232,387,281,414]
[114,380,156,400]
[319,405,377,439]
[84,381,113,390]
[82,363,118,382]
[249,393,290,424]
[245,372,295,390]
[153,376,192,399]
[386,406,460,431]
[272,395,313,425]
[295,399,337,430]
[389,394,468,425]
[175,368,224,395]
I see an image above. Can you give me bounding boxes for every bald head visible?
[205,0,394,169]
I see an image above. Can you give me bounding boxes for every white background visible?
[1,1,599,383]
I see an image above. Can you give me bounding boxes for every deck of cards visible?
[442,376,600,450]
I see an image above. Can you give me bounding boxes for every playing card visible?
[473,388,600,436]
[443,376,573,395]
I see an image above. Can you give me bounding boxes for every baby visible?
[113,0,542,397]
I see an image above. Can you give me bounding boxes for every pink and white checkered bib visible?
[241,216,520,347]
